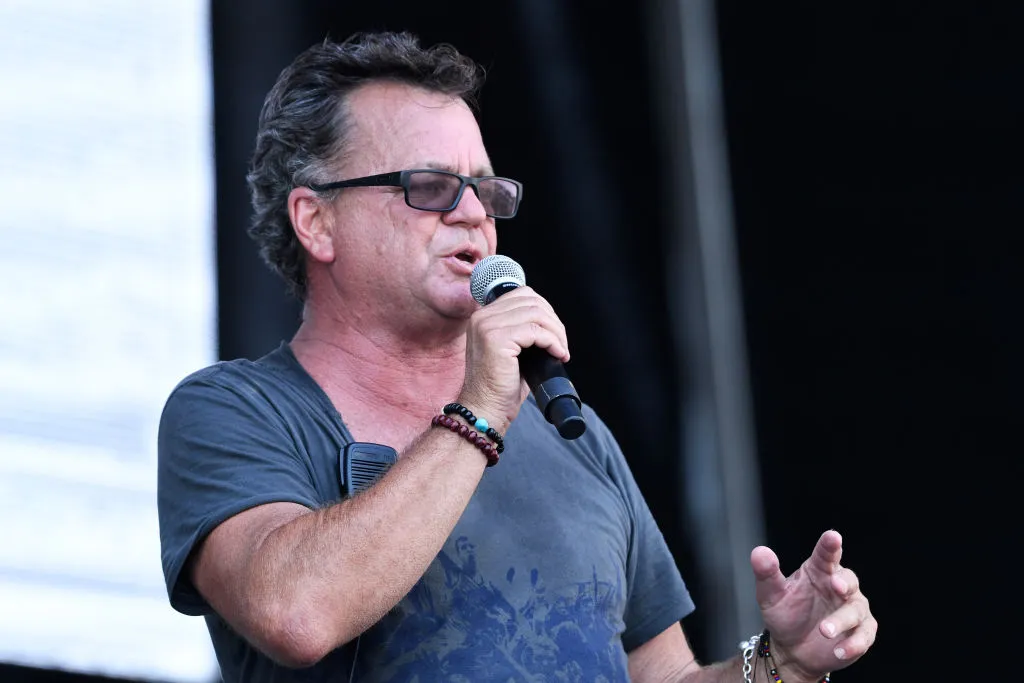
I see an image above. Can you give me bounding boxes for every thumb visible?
[751,544,787,609]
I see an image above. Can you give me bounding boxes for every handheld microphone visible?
[470,255,587,439]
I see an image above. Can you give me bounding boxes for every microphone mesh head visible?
[470,255,526,305]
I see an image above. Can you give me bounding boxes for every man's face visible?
[325,81,499,324]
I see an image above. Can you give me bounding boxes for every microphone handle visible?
[519,346,587,440]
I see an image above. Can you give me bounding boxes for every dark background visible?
[6,1,1020,681]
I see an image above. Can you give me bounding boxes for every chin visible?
[434,290,477,319]
[446,298,478,320]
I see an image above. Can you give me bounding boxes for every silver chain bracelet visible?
[739,634,760,683]
[738,630,832,683]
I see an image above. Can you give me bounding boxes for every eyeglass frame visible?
[306,169,524,219]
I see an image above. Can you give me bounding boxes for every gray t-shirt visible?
[158,343,694,682]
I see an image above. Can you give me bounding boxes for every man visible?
[158,31,876,682]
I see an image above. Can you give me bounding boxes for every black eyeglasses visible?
[307,169,523,219]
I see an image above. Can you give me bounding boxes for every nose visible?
[443,182,489,227]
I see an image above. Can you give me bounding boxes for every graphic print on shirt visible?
[365,535,629,682]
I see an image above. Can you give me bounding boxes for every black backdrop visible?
[5,2,1020,681]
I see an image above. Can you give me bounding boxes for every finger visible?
[478,286,559,319]
[830,615,878,662]
[474,289,565,335]
[808,529,843,575]
[475,303,570,360]
[819,593,870,639]
[475,318,569,364]
[500,291,570,359]
[750,545,788,609]
[830,566,859,599]
[515,325,569,362]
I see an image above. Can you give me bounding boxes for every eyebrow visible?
[422,161,496,177]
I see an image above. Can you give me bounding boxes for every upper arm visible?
[189,501,310,633]
[627,622,699,683]
[157,374,323,614]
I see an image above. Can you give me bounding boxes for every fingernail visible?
[834,577,848,593]
[834,647,846,660]
[823,622,836,637]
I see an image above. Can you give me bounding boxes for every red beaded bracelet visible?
[431,414,500,467]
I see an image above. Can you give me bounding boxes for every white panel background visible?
[0,1,219,681]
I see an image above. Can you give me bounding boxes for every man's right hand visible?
[458,285,570,432]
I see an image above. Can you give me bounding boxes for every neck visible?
[290,303,468,420]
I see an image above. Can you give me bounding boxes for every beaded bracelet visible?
[442,402,505,453]
[740,630,830,683]
[431,414,499,467]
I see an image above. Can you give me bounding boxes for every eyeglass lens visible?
[407,171,518,217]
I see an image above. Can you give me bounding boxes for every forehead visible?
[345,81,490,173]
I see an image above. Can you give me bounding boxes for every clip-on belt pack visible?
[339,442,398,497]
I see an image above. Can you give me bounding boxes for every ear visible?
[288,186,336,264]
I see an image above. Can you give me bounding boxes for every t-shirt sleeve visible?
[157,367,322,616]
[588,409,696,652]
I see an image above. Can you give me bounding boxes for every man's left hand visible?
[752,529,878,680]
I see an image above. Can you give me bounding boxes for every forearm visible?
[246,426,488,662]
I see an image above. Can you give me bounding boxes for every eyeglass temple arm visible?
[308,171,404,192]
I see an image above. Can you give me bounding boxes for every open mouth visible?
[454,251,476,264]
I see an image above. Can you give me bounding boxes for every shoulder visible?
[161,343,305,415]
[167,344,286,392]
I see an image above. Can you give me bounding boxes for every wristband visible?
[431,414,499,466]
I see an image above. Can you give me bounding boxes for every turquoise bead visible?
[474,417,489,433]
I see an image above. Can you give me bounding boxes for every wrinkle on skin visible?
[311,82,498,340]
